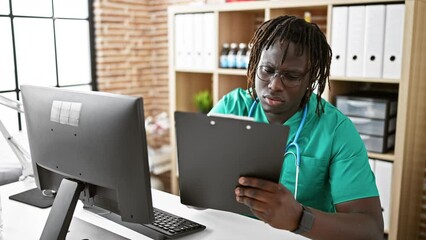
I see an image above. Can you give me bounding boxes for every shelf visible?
[217,68,247,76]
[270,5,328,33]
[217,74,247,98]
[174,72,213,112]
[327,81,399,104]
[175,68,214,74]
[368,151,395,162]
[329,76,400,84]
[169,1,426,239]
[218,10,264,52]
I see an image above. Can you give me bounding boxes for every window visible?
[0,0,96,133]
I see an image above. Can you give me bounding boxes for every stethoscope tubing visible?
[248,99,308,199]
[285,105,307,167]
[248,100,307,157]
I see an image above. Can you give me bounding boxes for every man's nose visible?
[268,73,285,90]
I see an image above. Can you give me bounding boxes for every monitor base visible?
[68,217,129,240]
[9,187,55,209]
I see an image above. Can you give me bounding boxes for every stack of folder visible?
[174,13,215,70]
[330,4,405,79]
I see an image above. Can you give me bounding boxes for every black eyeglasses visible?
[256,65,309,88]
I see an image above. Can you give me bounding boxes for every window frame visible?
[0,0,97,131]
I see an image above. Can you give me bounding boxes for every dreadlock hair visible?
[247,15,332,116]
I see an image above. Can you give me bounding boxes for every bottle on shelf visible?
[219,43,230,68]
[236,43,247,69]
[227,42,238,69]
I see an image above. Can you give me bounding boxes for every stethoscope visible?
[248,99,308,200]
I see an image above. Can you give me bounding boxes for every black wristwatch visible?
[292,205,315,235]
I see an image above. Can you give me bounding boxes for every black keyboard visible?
[84,205,206,240]
[144,207,206,239]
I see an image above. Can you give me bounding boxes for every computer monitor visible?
[20,85,154,239]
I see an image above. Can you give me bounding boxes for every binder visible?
[330,6,348,77]
[383,4,405,79]
[182,14,194,68]
[174,14,185,69]
[193,13,204,69]
[203,13,215,70]
[375,160,392,232]
[363,5,386,78]
[346,6,366,77]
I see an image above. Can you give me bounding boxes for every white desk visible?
[0,180,307,240]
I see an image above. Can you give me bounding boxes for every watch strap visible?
[292,205,315,235]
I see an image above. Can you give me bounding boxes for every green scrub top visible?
[210,88,379,212]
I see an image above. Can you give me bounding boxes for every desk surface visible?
[0,179,307,240]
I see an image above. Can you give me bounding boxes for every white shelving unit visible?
[168,1,426,239]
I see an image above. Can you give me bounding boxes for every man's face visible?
[255,41,310,121]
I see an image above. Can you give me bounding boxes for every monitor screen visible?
[21,85,154,238]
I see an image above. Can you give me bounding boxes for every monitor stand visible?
[9,187,55,208]
[10,180,131,240]
[40,178,84,240]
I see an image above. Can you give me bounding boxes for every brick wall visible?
[94,0,195,118]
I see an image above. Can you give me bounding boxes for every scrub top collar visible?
[285,94,318,127]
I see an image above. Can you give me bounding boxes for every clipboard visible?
[174,111,289,216]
